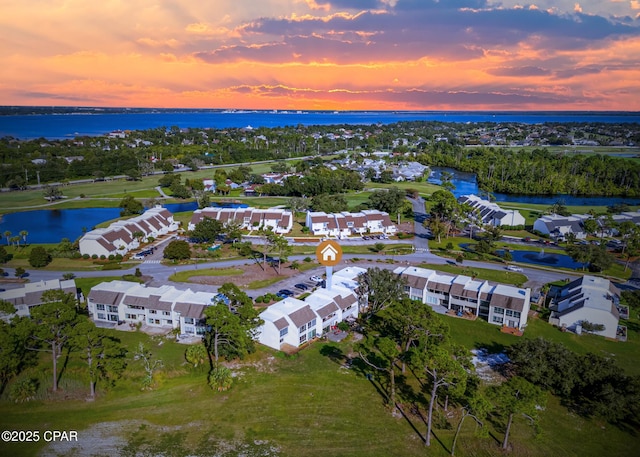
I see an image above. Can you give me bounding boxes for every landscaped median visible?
[168,267,244,282]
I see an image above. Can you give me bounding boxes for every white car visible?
[310,275,323,282]
[506,265,523,272]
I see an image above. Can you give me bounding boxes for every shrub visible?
[208,365,233,392]
[10,378,39,403]
[71,252,82,259]
[91,254,98,259]
[28,246,52,268]
[255,296,264,304]
[83,254,90,259]
[115,254,123,261]
[445,242,454,250]
[304,256,312,263]
[337,321,350,331]
[108,254,115,260]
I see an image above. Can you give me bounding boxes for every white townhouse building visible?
[87,280,214,336]
[258,298,321,349]
[458,194,525,227]
[532,214,589,240]
[79,206,179,257]
[549,275,621,339]
[188,207,293,234]
[0,279,78,320]
[394,266,531,330]
[256,266,365,351]
[305,210,397,238]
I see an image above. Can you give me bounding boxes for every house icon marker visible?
[316,240,343,266]
[320,244,338,262]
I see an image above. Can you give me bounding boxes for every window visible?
[493,306,504,315]
[97,313,106,320]
[505,309,520,318]
[308,329,317,340]
[184,317,194,324]
[279,327,288,337]
[149,309,157,314]
[107,305,118,313]
[96,304,105,311]
[492,316,504,324]
[299,324,306,333]
[426,295,438,305]
[162,311,170,316]
[125,313,136,320]
[164,320,172,325]
[108,314,118,322]
[410,294,422,301]
[308,319,316,328]
[299,334,307,344]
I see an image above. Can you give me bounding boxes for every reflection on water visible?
[501,249,587,270]
[428,167,640,206]
[0,202,199,244]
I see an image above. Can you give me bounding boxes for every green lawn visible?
[418,262,528,286]
[2,327,639,457]
[169,267,244,282]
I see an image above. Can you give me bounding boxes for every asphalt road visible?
[0,195,604,296]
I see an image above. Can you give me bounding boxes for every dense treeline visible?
[508,338,640,425]
[257,167,364,197]
[2,120,640,195]
[417,143,640,196]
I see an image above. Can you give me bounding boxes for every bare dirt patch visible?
[187,262,302,287]
[470,348,510,384]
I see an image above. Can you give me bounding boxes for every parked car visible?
[506,265,524,272]
[310,275,323,282]
[294,283,308,291]
[278,289,294,297]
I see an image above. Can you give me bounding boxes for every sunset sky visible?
[1,0,640,111]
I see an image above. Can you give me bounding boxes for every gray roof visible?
[273,317,289,330]
[288,305,317,327]
[489,293,526,311]
[174,302,207,319]
[88,290,124,306]
[316,302,339,318]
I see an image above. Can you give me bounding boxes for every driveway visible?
[408,196,431,253]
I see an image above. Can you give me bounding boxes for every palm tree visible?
[540,284,551,308]
[3,231,11,246]
[19,230,28,246]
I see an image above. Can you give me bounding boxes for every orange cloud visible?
[0,0,639,110]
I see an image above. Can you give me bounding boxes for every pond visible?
[460,242,587,270]
[0,202,198,244]
[428,167,640,207]
[496,248,588,270]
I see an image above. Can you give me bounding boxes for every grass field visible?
[417,262,528,286]
[1,313,639,457]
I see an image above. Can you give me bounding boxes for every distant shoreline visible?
[2,109,640,140]
[2,106,640,116]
